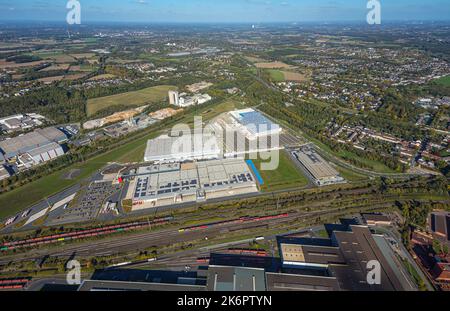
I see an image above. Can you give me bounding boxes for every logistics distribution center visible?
[228,108,282,141]
[291,146,345,186]
[131,108,306,210]
[143,108,283,163]
[144,134,221,163]
[127,158,258,210]
[208,108,284,157]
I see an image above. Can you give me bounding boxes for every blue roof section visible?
[238,111,280,134]
[246,159,264,185]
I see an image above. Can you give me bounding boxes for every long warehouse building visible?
[0,127,67,159]
[128,158,258,210]
[292,146,345,186]
[144,134,221,163]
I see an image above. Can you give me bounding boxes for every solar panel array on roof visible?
[132,159,258,203]
[238,111,280,135]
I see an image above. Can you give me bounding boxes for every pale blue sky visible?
[0,0,449,23]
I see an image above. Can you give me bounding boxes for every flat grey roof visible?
[27,142,62,157]
[133,158,256,201]
[0,127,66,157]
[144,134,220,162]
[292,147,340,181]
[266,272,340,291]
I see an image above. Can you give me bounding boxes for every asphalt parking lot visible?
[46,181,122,226]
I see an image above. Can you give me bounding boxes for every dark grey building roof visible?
[266,272,341,291]
[278,220,411,291]
[331,225,406,291]
[430,212,450,241]
[206,265,266,291]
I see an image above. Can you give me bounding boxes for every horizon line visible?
[1,19,450,25]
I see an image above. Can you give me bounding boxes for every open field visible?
[202,98,246,120]
[88,74,116,81]
[39,64,70,72]
[32,51,76,63]
[39,52,76,64]
[37,73,88,84]
[53,54,76,64]
[435,75,450,86]
[38,76,64,84]
[0,60,46,69]
[63,73,89,81]
[255,61,292,69]
[70,53,96,59]
[264,68,308,82]
[244,56,268,63]
[250,150,309,192]
[282,71,308,82]
[87,85,177,116]
[267,69,285,82]
[70,64,96,72]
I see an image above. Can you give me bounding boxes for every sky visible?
[0,0,449,23]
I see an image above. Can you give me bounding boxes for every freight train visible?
[0,217,173,252]
[179,213,289,233]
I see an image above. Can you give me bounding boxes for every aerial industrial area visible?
[0,5,449,298]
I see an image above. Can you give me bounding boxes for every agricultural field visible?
[86,85,177,116]
[69,53,96,59]
[0,59,46,69]
[255,61,292,69]
[88,74,116,81]
[282,71,308,82]
[39,64,71,72]
[63,73,89,81]
[32,51,76,63]
[244,56,268,63]
[37,76,64,84]
[70,64,96,72]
